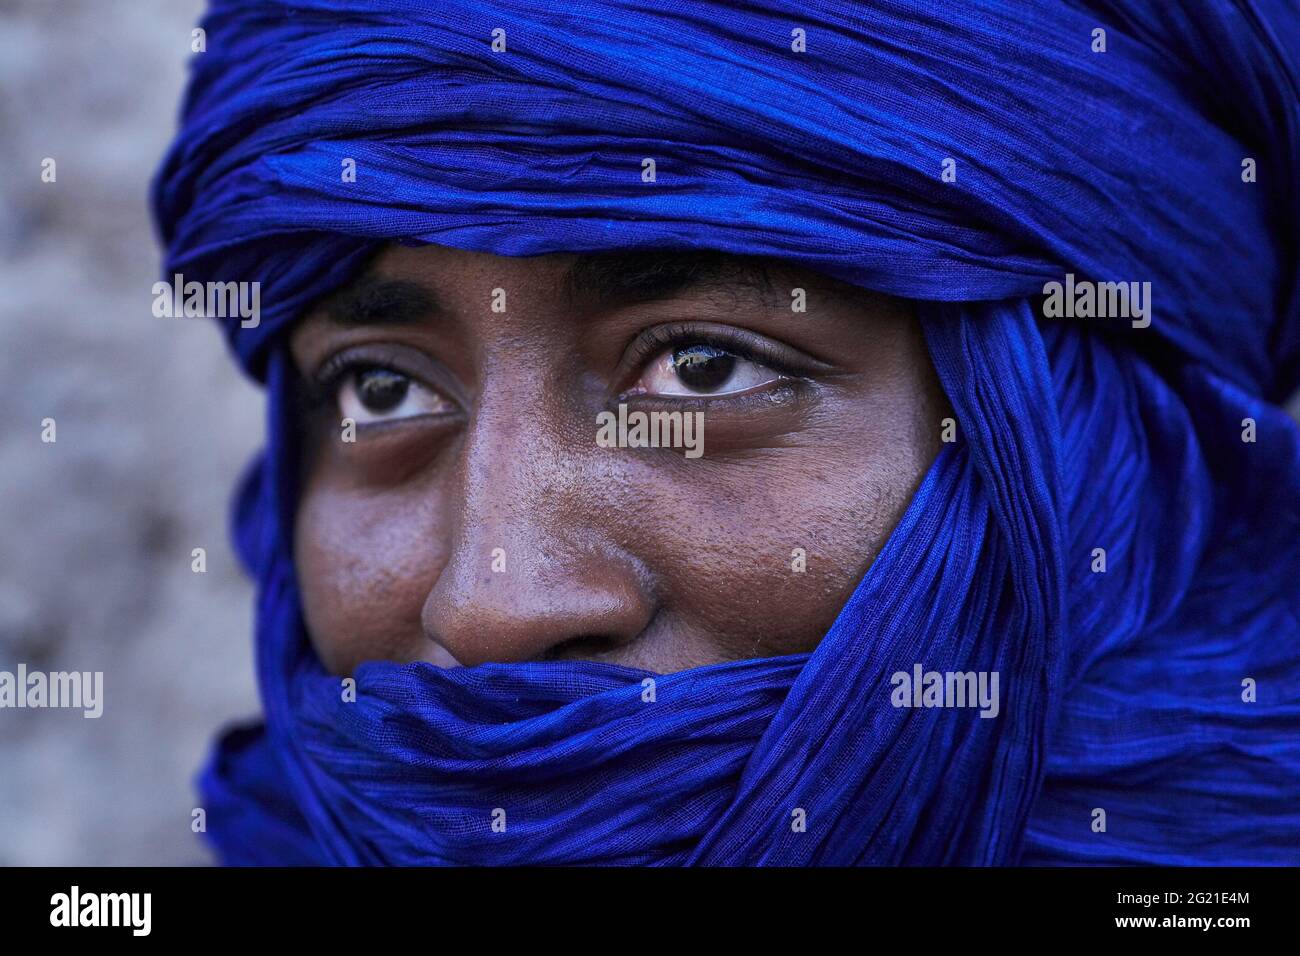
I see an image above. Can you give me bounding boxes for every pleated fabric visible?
[153,0,1300,864]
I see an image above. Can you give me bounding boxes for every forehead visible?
[306,242,875,331]
[359,243,779,305]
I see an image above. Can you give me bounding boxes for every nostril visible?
[538,634,626,662]
[422,550,654,666]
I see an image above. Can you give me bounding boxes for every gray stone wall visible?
[0,0,260,865]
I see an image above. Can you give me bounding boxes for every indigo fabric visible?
[153,0,1300,864]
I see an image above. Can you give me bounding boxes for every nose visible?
[420,399,653,667]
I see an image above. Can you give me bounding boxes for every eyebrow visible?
[564,250,777,308]
[317,250,780,328]
[321,275,441,327]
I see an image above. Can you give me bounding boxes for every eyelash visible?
[621,322,807,385]
[304,349,413,409]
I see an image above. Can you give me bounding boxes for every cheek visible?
[637,450,921,661]
[293,479,445,675]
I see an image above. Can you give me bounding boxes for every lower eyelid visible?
[622,374,796,406]
[344,401,459,432]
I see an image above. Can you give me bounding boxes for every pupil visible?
[672,345,735,392]
[356,368,409,412]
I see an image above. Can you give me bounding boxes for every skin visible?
[288,243,946,676]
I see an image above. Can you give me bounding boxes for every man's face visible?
[288,243,946,675]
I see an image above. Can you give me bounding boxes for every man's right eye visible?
[336,365,450,425]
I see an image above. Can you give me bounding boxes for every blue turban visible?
[153,0,1300,864]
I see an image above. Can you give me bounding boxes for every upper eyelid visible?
[314,345,433,390]
[619,321,822,381]
[315,352,396,390]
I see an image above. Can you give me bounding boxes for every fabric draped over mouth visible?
[152,0,1300,864]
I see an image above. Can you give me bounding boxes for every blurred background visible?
[0,0,261,864]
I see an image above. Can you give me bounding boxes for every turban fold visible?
[153,0,1300,864]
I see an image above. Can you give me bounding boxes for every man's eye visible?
[337,367,449,424]
[632,343,784,397]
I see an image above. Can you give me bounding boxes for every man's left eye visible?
[632,344,784,397]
